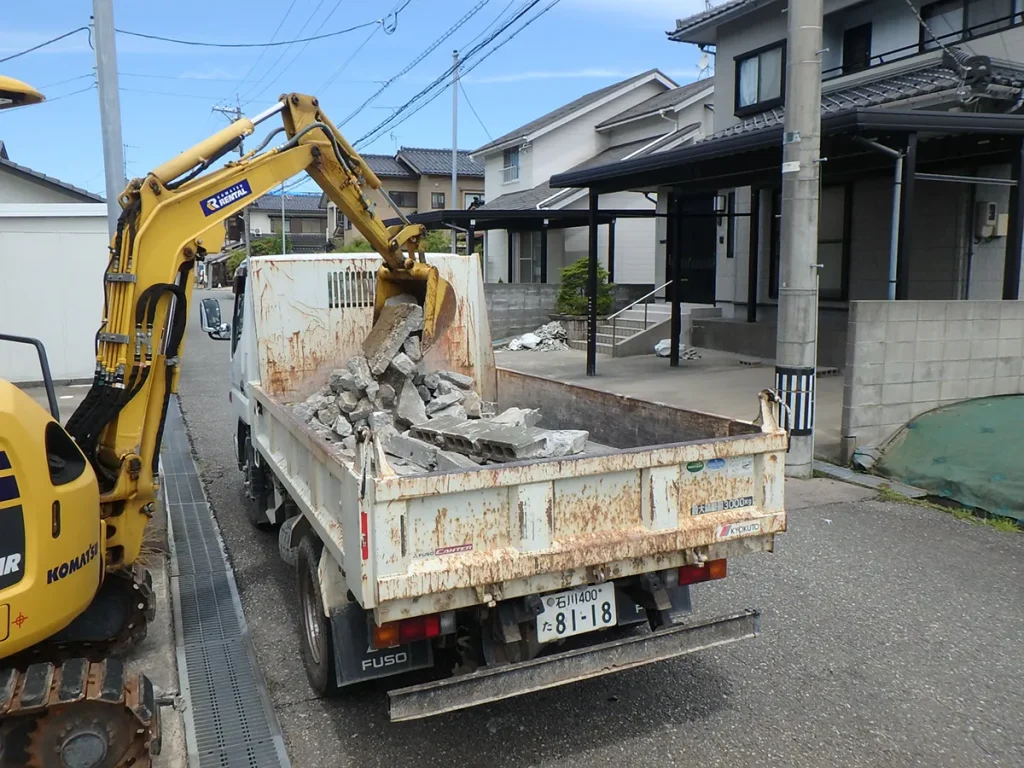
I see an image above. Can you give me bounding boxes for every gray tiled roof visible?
[669,0,761,40]
[472,69,671,155]
[251,193,326,213]
[480,133,697,211]
[397,147,483,177]
[363,153,416,178]
[708,57,1024,141]
[0,152,104,202]
[596,78,714,130]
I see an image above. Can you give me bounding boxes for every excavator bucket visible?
[373,261,458,350]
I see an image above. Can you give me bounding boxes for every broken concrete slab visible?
[462,391,482,418]
[425,390,465,414]
[329,369,358,394]
[291,403,315,423]
[342,435,357,454]
[431,403,467,421]
[384,433,438,470]
[373,383,396,410]
[349,398,373,423]
[317,403,341,426]
[346,356,374,390]
[539,430,589,457]
[396,380,428,426]
[435,449,480,472]
[332,416,354,438]
[473,425,549,462]
[368,410,394,432]
[403,336,422,362]
[407,415,469,447]
[422,372,440,391]
[336,391,360,414]
[365,380,380,401]
[493,407,541,428]
[416,385,431,402]
[437,370,474,390]
[362,303,424,375]
[389,351,418,379]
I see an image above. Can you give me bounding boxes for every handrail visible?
[607,280,673,321]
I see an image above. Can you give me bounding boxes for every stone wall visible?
[842,300,1024,456]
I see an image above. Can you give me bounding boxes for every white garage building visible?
[0,141,108,383]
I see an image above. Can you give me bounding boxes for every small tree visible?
[339,238,375,253]
[421,229,451,252]
[556,258,613,316]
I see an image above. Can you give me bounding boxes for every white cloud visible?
[466,68,634,84]
[176,68,247,81]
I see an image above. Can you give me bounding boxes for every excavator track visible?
[10,565,156,667]
[0,658,159,768]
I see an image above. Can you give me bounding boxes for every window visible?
[817,184,851,301]
[390,190,417,208]
[735,43,784,115]
[344,216,352,231]
[431,192,445,209]
[515,231,542,283]
[967,0,1013,36]
[270,217,291,234]
[921,0,964,49]
[502,147,520,183]
[464,192,484,208]
[842,24,872,75]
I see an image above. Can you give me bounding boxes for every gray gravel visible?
[179,290,1024,768]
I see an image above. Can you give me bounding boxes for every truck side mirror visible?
[199,297,230,340]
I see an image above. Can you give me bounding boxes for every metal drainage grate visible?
[161,397,290,768]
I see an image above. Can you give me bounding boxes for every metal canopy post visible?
[670,195,682,368]
[540,222,549,283]
[1003,138,1024,300]
[607,219,616,283]
[507,231,514,283]
[587,190,599,376]
[896,132,918,300]
[747,188,760,323]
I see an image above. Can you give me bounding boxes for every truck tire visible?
[296,534,340,696]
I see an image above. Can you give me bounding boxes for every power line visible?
[239,0,337,104]
[7,83,96,111]
[338,0,493,127]
[461,0,520,51]
[459,80,492,140]
[227,0,301,99]
[318,23,381,93]
[37,72,94,89]
[356,0,560,148]
[119,86,227,100]
[114,19,378,48]
[120,71,247,83]
[900,0,968,72]
[0,26,88,63]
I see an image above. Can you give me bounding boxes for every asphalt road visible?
[179,289,1024,768]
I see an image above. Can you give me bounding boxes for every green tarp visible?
[876,395,1024,523]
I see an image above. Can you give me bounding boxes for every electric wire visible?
[318,23,381,92]
[114,19,379,49]
[226,0,301,99]
[459,80,492,140]
[0,26,88,63]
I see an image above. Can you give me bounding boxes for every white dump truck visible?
[208,253,788,721]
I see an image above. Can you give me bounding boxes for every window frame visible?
[502,146,520,183]
[842,23,873,75]
[389,190,418,208]
[430,192,446,210]
[919,0,965,50]
[734,40,786,117]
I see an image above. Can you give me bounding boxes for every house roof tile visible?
[669,0,763,41]
[708,55,1024,141]
[397,147,483,177]
[596,78,714,129]
[472,69,673,155]
[251,192,326,213]
[362,153,417,178]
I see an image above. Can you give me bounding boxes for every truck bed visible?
[250,366,787,623]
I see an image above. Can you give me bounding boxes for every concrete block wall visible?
[484,283,654,339]
[842,300,1024,453]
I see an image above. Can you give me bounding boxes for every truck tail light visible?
[678,558,727,586]
[372,612,452,649]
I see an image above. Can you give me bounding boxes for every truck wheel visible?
[297,534,340,696]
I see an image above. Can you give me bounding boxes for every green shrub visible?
[338,238,374,252]
[556,257,613,316]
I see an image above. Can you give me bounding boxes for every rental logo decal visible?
[0,553,21,577]
[47,542,99,584]
[715,521,761,540]
[200,180,252,217]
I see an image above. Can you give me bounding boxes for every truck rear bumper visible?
[387,609,760,721]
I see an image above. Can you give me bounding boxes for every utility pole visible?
[92,0,125,237]
[212,98,251,266]
[281,182,287,254]
[451,49,459,254]
[775,0,824,478]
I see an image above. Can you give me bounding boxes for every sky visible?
[0,0,712,198]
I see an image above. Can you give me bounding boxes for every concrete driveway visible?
[177,289,1024,768]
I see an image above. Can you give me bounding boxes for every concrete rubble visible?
[289,295,592,475]
[654,339,701,360]
[505,321,569,352]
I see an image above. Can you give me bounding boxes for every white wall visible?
[249,209,272,235]
[0,168,96,204]
[0,209,108,382]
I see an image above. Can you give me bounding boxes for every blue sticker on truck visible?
[199,180,252,217]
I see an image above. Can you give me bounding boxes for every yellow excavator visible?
[0,77,452,766]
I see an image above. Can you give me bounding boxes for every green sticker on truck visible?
[686,461,704,473]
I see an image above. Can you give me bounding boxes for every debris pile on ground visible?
[289,298,588,474]
[654,339,701,360]
[505,321,569,352]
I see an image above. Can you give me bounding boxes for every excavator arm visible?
[65,93,453,570]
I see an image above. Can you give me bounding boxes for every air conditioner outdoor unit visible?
[252,228,262,236]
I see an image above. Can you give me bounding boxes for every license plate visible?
[537,582,617,643]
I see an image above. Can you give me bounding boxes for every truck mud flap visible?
[387,609,760,721]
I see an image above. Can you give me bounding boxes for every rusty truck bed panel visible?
[251,364,787,621]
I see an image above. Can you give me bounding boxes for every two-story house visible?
[324,147,484,244]
[248,192,329,252]
[470,69,714,285]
